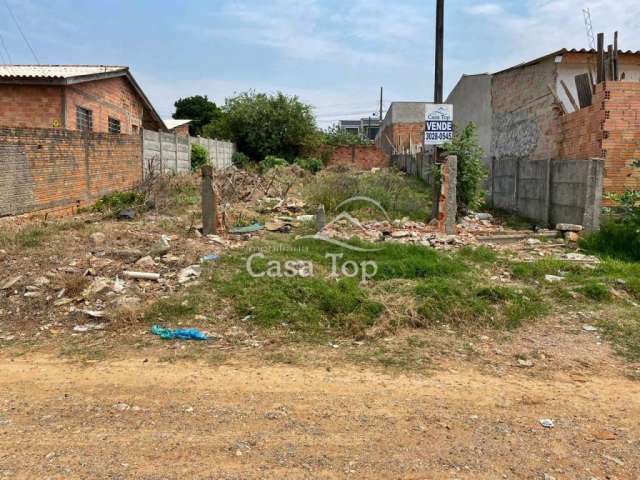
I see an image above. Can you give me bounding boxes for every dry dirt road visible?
[0,354,638,480]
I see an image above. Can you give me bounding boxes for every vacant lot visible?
[1,167,639,479]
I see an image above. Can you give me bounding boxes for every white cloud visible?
[468,3,504,16]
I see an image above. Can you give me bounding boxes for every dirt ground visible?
[1,169,639,479]
[1,313,639,480]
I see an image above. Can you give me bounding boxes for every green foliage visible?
[217,90,319,162]
[415,279,547,330]
[232,151,250,169]
[581,189,640,261]
[190,144,209,171]
[579,282,612,302]
[92,191,145,213]
[260,155,288,173]
[443,122,488,215]
[322,125,373,146]
[598,314,640,361]
[296,157,323,173]
[303,169,432,220]
[173,95,224,136]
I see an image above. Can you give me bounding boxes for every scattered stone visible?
[603,454,624,466]
[177,265,202,284]
[556,223,583,232]
[23,291,42,298]
[544,274,565,283]
[89,257,113,269]
[539,419,555,428]
[564,231,580,242]
[113,403,131,411]
[475,213,493,221]
[73,322,106,332]
[118,209,136,220]
[0,275,22,290]
[0,249,7,260]
[77,309,106,319]
[526,238,542,246]
[90,232,106,249]
[390,230,411,238]
[561,253,600,264]
[110,248,144,261]
[592,430,616,441]
[135,256,156,269]
[82,277,111,297]
[543,474,556,480]
[53,297,73,307]
[582,325,599,332]
[150,235,171,256]
[33,276,50,287]
[517,359,535,368]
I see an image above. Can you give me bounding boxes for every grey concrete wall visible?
[491,158,604,231]
[391,152,434,186]
[446,74,492,166]
[143,130,235,176]
[384,102,426,127]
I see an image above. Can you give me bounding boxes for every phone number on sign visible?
[425,131,453,141]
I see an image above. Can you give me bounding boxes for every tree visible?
[173,95,224,136]
[322,125,373,146]
[216,91,319,162]
[443,122,488,215]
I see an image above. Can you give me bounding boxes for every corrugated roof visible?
[0,64,127,79]
[494,48,640,75]
[163,119,192,129]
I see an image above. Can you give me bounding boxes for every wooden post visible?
[201,165,217,235]
[596,33,605,84]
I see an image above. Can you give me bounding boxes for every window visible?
[76,106,93,131]
[108,117,121,134]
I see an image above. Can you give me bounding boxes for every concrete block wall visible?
[143,130,235,176]
[327,145,389,169]
[0,127,142,218]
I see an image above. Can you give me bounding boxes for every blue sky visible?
[1,0,638,127]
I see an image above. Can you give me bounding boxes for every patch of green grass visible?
[171,183,199,207]
[14,226,48,248]
[416,280,548,330]
[303,169,432,221]
[457,245,498,263]
[216,272,383,340]
[598,312,640,361]
[578,282,612,302]
[92,191,146,214]
[580,219,640,261]
[0,220,87,249]
[144,294,201,324]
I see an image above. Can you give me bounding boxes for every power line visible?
[0,31,11,63]
[3,0,39,64]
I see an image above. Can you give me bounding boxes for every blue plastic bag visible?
[151,325,209,341]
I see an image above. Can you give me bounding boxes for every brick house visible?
[375,102,428,155]
[163,118,192,136]
[447,48,640,197]
[0,65,165,134]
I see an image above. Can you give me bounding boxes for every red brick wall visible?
[559,82,640,195]
[172,124,190,136]
[65,77,145,134]
[377,122,424,154]
[326,145,389,169]
[0,76,159,134]
[0,127,142,218]
[0,85,63,129]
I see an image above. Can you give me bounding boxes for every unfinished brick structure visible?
[560,82,640,194]
[376,102,426,155]
[326,145,389,169]
[0,127,143,218]
[0,65,164,134]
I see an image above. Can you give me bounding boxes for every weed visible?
[13,226,48,248]
[303,169,432,220]
[457,245,498,263]
[60,273,90,297]
[598,309,640,361]
[579,282,612,302]
[92,191,145,214]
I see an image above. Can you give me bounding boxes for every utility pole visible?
[379,86,383,124]
[434,0,445,104]
[431,0,445,221]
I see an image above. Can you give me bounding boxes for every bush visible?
[580,188,640,261]
[92,191,145,213]
[443,122,488,216]
[232,151,250,169]
[303,169,431,220]
[191,144,209,170]
[323,125,373,146]
[296,157,323,173]
[260,155,288,172]
[214,91,319,162]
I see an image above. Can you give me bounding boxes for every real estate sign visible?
[424,104,454,145]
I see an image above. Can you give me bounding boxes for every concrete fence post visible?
[437,155,457,235]
[158,131,164,174]
[514,157,520,213]
[174,132,179,173]
[543,158,552,227]
[582,158,605,232]
[201,165,217,235]
[490,156,496,208]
